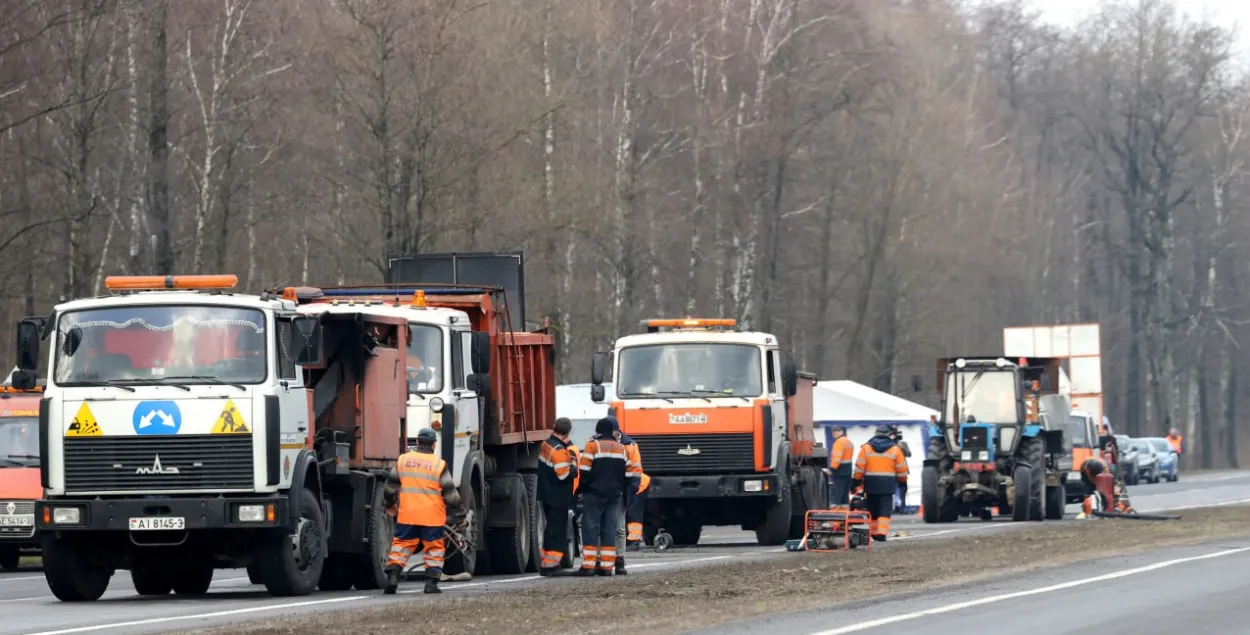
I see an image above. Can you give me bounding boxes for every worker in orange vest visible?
[617,430,647,573]
[828,426,855,506]
[1166,428,1184,456]
[574,417,627,576]
[852,425,908,542]
[538,418,575,576]
[1078,456,1115,517]
[383,428,465,595]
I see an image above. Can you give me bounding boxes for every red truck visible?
[0,384,42,571]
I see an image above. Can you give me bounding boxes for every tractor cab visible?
[936,356,1062,467]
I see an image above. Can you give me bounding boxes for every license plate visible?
[0,514,33,527]
[129,516,185,531]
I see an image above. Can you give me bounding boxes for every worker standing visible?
[538,418,576,577]
[574,417,627,576]
[1166,428,1184,456]
[383,428,464,595]
[615,429,647,574]
[888,425,911,510]
[852,425,908,542]
[828,426,854,506]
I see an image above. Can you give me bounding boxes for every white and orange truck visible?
[588,318,827,546]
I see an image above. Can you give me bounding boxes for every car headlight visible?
[52,507,81,524]
[429,397,444,413]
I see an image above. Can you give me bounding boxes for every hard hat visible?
[416,428,438,444]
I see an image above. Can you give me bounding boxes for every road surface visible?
[1,470,1247,635]
[707,534,1250,635]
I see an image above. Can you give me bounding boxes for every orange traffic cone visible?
[916,505,924,517]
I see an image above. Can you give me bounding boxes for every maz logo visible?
[668,413,708,424]
[677,445,701,456]
[135,455,180,475]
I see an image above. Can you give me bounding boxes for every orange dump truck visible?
[0,383,42,571]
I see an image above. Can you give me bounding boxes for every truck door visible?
[446,329,478,478]
[274,318,309,489]
[765,349,786,466]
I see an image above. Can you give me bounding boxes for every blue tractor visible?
[920,357,1067,523]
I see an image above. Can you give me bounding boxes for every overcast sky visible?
[1028,0,1250,58]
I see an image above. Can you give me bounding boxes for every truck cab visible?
[0,380,42,571]
[589,318,826,547]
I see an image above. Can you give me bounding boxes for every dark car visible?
[1115,434,1139,485]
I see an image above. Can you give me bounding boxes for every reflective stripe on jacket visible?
[577,436,627,501]
[852,439,908,496]
[538,435,575,507]
[831,436,855,476]
[397,451,447,526]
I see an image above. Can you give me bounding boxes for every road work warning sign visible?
[213,399,249,434]
[66,403,101,436]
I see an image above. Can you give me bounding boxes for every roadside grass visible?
[185,505,1250,635]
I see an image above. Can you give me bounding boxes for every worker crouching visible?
[575,417,628,577]
[538,418,576,576]
[1078,456,1115,518]
[852,425,909,542]
[383,428,465,595]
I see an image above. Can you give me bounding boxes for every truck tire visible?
[1019,437,1046,521]
[486,474,530,575]
[921,466,943,524]
[260,487,326,597]
[172,562,214,596]
[755,469,792,546]
[43,537,112,602]
[1045,484,1065,520]
[443,485,480,576]
[788,465,824,540]
[0,546,19,572]
[350,479,394,590]
[246,563,264,585]
[1011,466,1032,522]
[560,513,576,569]
[130,565,172,596]
[521,473,542,573]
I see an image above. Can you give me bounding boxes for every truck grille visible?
[632,433,755,474]
[64,435,254,492]
[0,501,35,538]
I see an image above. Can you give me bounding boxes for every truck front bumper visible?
[35,496,290,532]
[647,474,781,499]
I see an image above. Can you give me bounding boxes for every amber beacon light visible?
[104,275,239,291]
[645,318,737,328]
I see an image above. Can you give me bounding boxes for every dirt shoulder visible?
[191,506,1250,635]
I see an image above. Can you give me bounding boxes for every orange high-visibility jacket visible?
[397,451,447,527]
[569,444,581,494]
[1166,434,1183,455]
[831,436,855,476]
[853,442,908,496]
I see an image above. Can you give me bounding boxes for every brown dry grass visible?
[185,506,1250,635]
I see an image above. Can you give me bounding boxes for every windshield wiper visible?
[689,388,750,403]
[618,391,674,403]
[160,375,246,391]
[66,380,136,393]
[123,378,192,392]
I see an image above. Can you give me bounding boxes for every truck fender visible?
[287,449,323,531]
[458,450,484,509]
[774,442,792,498]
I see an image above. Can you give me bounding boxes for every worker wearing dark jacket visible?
[852,426,908,542]
[614,430,646,574]
[888,425,911,509]
[537,417,576,576]
[828,426,854,506]
[575,417,628,576]
[383,428,464,595]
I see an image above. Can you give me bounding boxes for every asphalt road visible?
[2,470,1247,635]
[706,535,1250,635]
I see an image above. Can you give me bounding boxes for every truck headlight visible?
[238,505,265,523]
[52,507,81,525]
[978,451,989,461]
[961,451,972,461]
[429,397,444,413]
[743,480,762,492]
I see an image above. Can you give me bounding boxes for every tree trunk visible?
[147,0,173,275]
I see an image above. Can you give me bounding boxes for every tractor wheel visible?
[1011,466,1032,522]
[1018,437,1046,521]
[1045,484,1065,520]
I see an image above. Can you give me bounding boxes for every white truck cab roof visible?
[614,329,777,348]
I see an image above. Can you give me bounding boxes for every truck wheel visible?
[246,563,264,585]
[443,485,480,576]
[521,473,542,573]
[755,470,792,546]
[260,487,326,597]
[560,513,576,569]
[172,562,214,596]
[1045,484,1065,520]
[130,565,172,596]
[1011,466,1032,522]
[486,474,530,574]
[1019,437,1046,521]
[350,479,394,590]
[921,466,942,523]
[43,537,113,602]
[0,546,19,571]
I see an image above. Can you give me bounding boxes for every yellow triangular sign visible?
[66,403,101,436]
[213,399,249,434]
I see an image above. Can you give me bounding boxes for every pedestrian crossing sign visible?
[213,399,249,434]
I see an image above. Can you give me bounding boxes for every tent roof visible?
[813,380,938,424]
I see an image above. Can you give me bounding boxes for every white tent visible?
[813,380,938,501]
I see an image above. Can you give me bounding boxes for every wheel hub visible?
[291,517,321,569]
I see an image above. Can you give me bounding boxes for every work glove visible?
[448,506,467,526]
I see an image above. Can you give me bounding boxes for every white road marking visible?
[1146,497,1250,513]
[0,576,43,583]
[16,595,369,635]
[806,546,1250,635]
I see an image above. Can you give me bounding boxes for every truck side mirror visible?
[17,317,43,371]
[782,360,798,397]
[470,331,491,374]
[288,315,323,366]
[911,374,923,392]
[467,372,491,396]
[590,351,608,385]
[590,384,605,403]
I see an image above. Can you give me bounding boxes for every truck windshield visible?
[945,369,1017,424]
[53,305,267,386]
[616,343,763,398]
[407,324,444,393]
[1066,416,1090,446]
[0,417,38,466]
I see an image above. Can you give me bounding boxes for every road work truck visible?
[920,356,1068,523]
[589,318,827,546]
[0,379,43,571]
